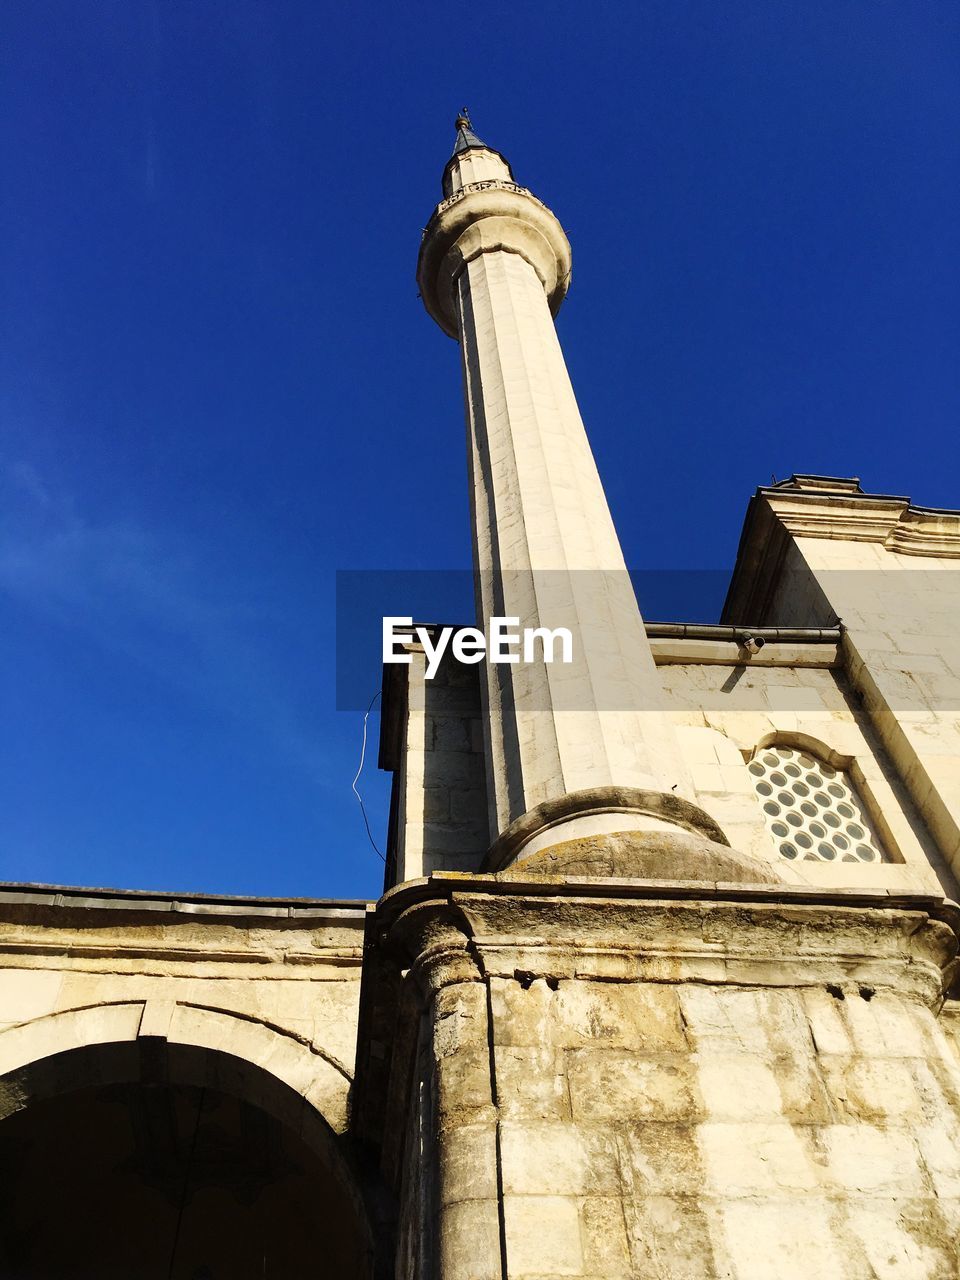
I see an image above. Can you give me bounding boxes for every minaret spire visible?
[452,108,486,153]
[439,110,515,198]
[418,121,722,870]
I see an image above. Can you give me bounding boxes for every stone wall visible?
[721,478,960,889]
[382,642,489,883]
[381,631,954,899]
[0,884,394,1275]
[656,642,953,897]
[357,874,960,1280]
[0,885,367,1161]
[488,973,960,1278]
[795,539,960,886]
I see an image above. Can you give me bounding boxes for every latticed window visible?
[748,745,887,864]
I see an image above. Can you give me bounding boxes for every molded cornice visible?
[723,475,960,624]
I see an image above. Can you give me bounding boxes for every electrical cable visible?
[352,690,385,862]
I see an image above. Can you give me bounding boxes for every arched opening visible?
[0,1033,383,1279]
[747,737,889,865]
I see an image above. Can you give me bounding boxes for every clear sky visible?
[1,2,957,901]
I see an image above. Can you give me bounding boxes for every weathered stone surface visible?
[502,1194,583,1276]
[356,875,960,1279]
[499,827,783,884]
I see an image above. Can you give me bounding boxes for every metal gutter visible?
[644,624,841,643]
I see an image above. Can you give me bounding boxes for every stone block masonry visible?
[355,873,960,1279]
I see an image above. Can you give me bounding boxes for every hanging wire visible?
[352,689,385,862]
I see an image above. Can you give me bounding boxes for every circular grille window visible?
[748,746,885,864]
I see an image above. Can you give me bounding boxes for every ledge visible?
[375,867,960,934]
[0,880,370,924]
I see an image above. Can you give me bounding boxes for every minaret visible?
[418,115,717,867]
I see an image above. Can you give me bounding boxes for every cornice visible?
[766,492,910,545]
[722,477,960,624]
[0,880,368,923]
[756,482,960,555]
[885,504,960,557]
[367,870,960,996]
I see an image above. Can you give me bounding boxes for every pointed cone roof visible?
[442,110,515,193]
[452,111,487,155]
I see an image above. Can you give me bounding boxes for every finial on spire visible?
[452,109,486,155]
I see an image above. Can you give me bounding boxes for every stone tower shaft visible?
[417,117,696,859]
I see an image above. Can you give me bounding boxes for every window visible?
[748,745,886,864]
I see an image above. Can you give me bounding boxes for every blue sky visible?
[1,2,957,900]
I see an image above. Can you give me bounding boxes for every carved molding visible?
[762,484,960,556]
[723,479,960,624]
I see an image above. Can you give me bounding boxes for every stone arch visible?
[750,727,885,832]
[752,727,856,773]
[0,1001,392,1278]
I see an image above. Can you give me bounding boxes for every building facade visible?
[1,119,960,1278]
